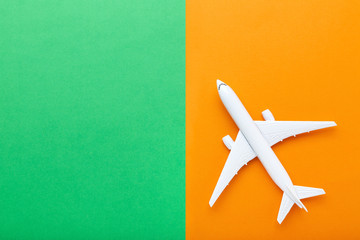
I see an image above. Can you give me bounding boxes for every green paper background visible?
[0,0,185,239]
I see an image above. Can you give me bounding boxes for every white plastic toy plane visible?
[210,80,336,224]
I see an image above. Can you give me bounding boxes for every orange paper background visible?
[186,0,360,239]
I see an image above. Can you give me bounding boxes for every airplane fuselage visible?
[218,83,302,206]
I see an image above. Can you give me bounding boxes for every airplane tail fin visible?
[277,186,325,224]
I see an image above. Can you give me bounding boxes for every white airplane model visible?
[210,80,336,224]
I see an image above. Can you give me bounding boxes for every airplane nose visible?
[217,79,226,90]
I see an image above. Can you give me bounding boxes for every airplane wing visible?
[209,131,256,207]
[255,121,336,146]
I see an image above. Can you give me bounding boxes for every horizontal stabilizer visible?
[278,192,294,224]
[277,185,325,224]
[294,185,325,199]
